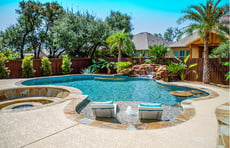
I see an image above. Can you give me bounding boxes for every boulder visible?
[120,69,130,75]
[130,64,169,80]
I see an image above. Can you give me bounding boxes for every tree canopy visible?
[105,11,133,33]
[209,40,230,58]
[148,45,170,64]
[106,30,135,62]
[0,1,133,59]
[154,27,183,42]
[178,0,229,83]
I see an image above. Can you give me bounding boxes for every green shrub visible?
[209,40,230,58]
[167,62,186,74]
[81,67,95,74]
[221,62,230,81]
[167,55,198,81]
[61,55,72,74]
[88,59,103,73]
[41,57,52,76]
[4,50,15,60]
[115,62,132,72]
[0,53,10,79]
[22,55,35,78]
[99,58,115,74]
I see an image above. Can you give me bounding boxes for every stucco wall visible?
[191,47,199,58]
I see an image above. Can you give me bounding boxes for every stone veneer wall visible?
[0,87,70,100]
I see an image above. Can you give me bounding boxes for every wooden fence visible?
[185,58,229,85]
[5,58,229,85]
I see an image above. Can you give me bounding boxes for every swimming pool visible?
[22,75,208,105]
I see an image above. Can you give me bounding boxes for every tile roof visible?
[219,14,230,27]
[132,32,171,50]
[170,14,230,48]
[169,32,200,48]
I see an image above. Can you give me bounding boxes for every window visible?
[173,50,179,57]
[173,49,190,58]
[144,51,148,57]
[180,50,185,58]
[186,50,190,56]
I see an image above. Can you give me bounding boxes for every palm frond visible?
[184,54,190,64]
[225,71,230,81]
[192,70,199,80]
[178,0,229,40]
[189,63,198,68]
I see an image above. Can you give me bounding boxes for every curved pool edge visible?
[16,75,219,130]
[0,85,83,113]
[63,79,219,130]
[16,74,130,87]
[156,80,219,123]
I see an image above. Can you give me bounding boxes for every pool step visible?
[94,77,127,81]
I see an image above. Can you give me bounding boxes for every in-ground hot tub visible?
[0,86,82,112]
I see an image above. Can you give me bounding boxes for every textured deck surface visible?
[0,78,229,148]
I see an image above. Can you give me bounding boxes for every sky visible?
[0,0,229,35]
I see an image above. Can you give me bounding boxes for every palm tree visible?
[149,45,170,64]
[178,0,229,83]
[106,30,134,62]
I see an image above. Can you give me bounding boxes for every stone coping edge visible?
[63,80,219,130]
[0,85,82,113]
[15,75,219,130]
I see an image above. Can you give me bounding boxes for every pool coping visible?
[14,75,219,130]
[0,85,83,113]
[64,82,218,130]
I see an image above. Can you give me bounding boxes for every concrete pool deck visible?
[0,78,229,148]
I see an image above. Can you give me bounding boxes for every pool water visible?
[22,75,208,105]
[12,104,33,109]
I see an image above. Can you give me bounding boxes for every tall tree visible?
[209,40,230,58]
[16,0,43,59]
[0,32,3,52]
[153,33,164,40]
[53,12,95,57]
[164,27,183,42]
[42,2,64,58]
[1,25,23,53]
[178,0,229,83]
[105,11,133,33]
[53,11,112,58]
[149,45,171,64]
[106,30,134,62]
[86,20,112,57]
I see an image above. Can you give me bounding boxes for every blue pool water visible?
[22,75,208,105]
[12,104,33,109]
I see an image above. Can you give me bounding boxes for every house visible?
[169,14,229,58]
[168,32,222,58]
[132,32,171,57]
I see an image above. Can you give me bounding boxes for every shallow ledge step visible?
[94,77,127,81]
